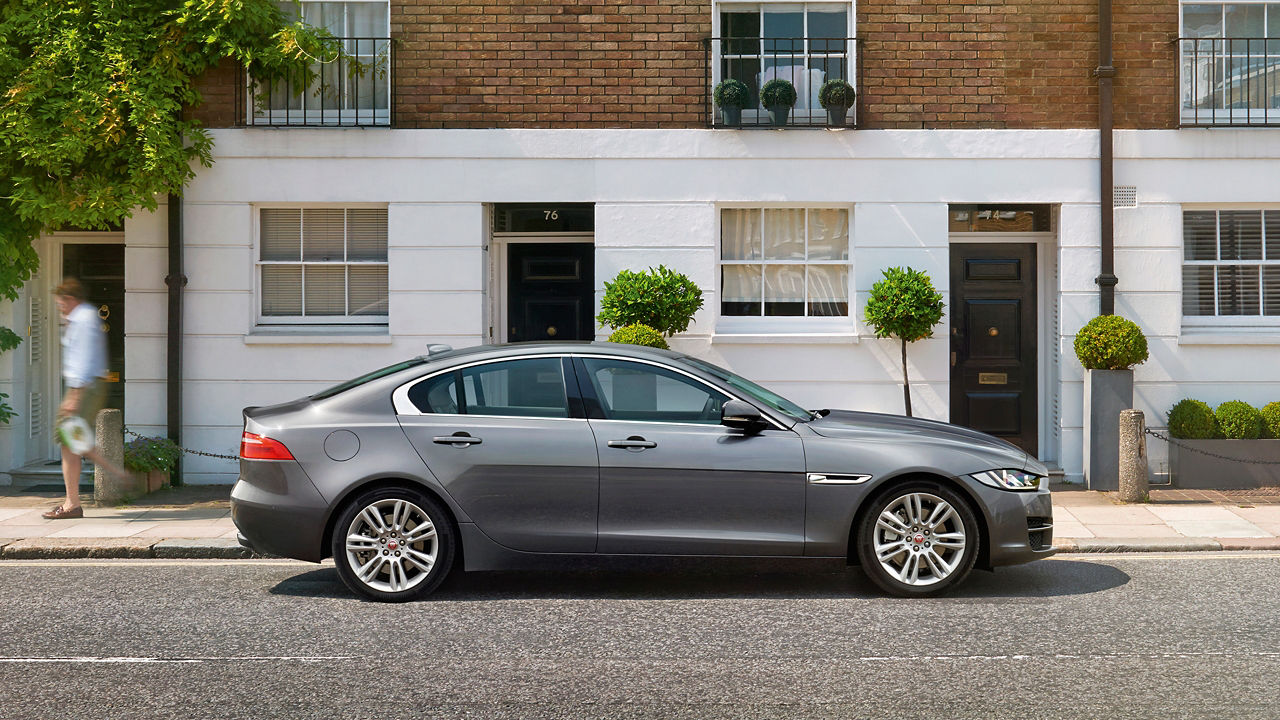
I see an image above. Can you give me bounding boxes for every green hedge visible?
[1168,398,1280,440]
[607,324,669,350]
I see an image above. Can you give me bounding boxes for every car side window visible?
[580,358,729,424]
[407,372,460,414]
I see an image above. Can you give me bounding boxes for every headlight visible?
[970,469,1042,491]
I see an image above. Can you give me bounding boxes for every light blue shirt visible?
[62,302,107,388]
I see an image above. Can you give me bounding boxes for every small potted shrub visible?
[818,78,855,127]
[1074,315,1148,491]
[124,435,181,492]
[759,78,797,126]
[597,265,704,339]
[607,323,670,350]
[713,78,749,127]
[1168,399,1280,488]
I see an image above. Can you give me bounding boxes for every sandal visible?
[42,505,84,520]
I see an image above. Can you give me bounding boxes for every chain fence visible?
[124,427,239,462]
[1145,428,1280,466]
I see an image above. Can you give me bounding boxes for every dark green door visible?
[63,244,125,412]
[949,243,1037,455]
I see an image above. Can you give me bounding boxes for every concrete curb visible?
[1056,537,1280,553]
[0,538,268,560]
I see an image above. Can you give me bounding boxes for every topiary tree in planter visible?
[818,78,855,127]
[607,323,669,350]
[864,266,945,417]
[1167,398,1218,439]
[759,78,797,126]
[713,78,750,127]
[1215,400,1264,440]
[597,265,704,338]
[1074,314,1149,491]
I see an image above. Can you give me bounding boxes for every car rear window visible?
[311,358,428,401]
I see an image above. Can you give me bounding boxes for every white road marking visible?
[0,656,354,664]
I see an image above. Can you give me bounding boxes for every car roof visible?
[423,341,690,366]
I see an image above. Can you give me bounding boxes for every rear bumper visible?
[230,459,329,563]
[970,481,1058,567]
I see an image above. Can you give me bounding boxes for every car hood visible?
[807,409,1034,472]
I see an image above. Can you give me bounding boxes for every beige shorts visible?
[55,378,107,442]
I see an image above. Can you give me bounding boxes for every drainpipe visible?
[165,194,186,475]
[1094,0,1118,315]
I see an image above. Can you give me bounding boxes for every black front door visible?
[949,243,1037,455]
[507,243,594,342]
[63,244,125,412]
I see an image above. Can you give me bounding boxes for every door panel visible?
[508,243,594,341]
[575,356,806,555]
[950,243,1038,455]
[397,357,599,553]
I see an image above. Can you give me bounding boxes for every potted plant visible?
[124,435,181,493]
[713,78,749,127]
[1166,399,1280,488]
[1074,315,1149,491]
[607,323,670,350]
[759,78,797,127]
[863,266,945,417]
[818,78,855,127]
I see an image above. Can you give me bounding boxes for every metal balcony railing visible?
[1180,37,1280,127]
[237,37,393,127]
[705,37,860,128]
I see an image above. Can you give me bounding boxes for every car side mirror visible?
[721,399,764,432]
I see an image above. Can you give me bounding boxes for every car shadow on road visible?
[269,556,1129,601]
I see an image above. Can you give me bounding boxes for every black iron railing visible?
[705,37,860,129]
[1180,37,1280,127]
[238,37,393,127]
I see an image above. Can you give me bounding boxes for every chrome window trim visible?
[393,351,792,431]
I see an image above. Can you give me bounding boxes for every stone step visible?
[8,461,94,488]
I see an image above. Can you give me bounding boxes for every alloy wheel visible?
[343,498,439,594]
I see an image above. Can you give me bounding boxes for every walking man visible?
[43,278,122,519]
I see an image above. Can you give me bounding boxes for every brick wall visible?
[394,0,709,128]
[186,0,1180,130]
[188,58,239,128]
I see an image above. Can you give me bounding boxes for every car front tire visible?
[855,480,978,597]
[332,487,456,602]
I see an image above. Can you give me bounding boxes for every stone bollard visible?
[1118,409,1149,503]
[93,409,140,505]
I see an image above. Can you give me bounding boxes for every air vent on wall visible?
[1114,186,1137,208]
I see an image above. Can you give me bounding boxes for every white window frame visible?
[1180,206,1280,333]
[715,204,855,338]
[1178,0,1280,123]
[246,0,392,126]
[253,204,390,328]
[711,1,856,122]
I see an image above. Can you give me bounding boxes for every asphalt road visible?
[0,554,1276,719]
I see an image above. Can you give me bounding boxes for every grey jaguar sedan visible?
[232,342,1054,602]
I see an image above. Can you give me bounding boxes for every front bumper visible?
[968,480,1057,567]
[230,459,329,563]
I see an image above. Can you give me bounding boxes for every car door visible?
[575,356,806,556]
[395,355,599,553]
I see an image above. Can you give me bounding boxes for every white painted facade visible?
[3,127,1280,485]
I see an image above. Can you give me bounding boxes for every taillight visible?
[240,431,295,460]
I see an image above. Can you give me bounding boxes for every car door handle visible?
[607,437,656,450]
[433,433,482,447]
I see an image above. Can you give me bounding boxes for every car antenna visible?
[426,344,453,357]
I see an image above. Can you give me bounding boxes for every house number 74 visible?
[543,210,559,220]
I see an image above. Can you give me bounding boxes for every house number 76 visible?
[543,210,559,220]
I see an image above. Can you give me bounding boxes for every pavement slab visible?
[1147,505,1268,538]
[46,522,161,539]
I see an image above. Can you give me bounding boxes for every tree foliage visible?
[864,266,945,417]
[597,266,704,337]
[0,0,336,422]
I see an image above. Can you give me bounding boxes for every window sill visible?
[712,332,859,345]
[1178,332,1280,346]
[245,329,392,345]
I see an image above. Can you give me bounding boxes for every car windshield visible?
[311,358,427,401]
[678,357,816,422]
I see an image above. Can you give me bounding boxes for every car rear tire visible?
[855,480,978,597]
[332,487,456,602]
